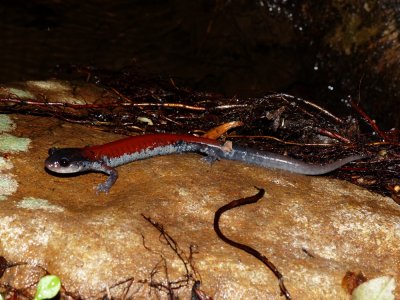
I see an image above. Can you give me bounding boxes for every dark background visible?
[1,1,399,129]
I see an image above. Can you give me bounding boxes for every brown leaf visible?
[203,121,244,139]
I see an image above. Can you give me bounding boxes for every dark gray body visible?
[194,143,363,175]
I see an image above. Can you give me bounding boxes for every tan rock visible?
[0,114,398,299]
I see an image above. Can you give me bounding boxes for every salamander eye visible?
[59,158,70,167]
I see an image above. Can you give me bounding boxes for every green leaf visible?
[34,275,61,300]
[352,276,395,300]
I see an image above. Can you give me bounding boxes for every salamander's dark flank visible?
[45,133,364,193]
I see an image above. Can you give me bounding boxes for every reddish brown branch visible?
[350,99,388,141]
[214,188,291,300]
[315,128,352,144]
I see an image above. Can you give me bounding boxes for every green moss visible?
[0,115,16,133]
[0,157,13,170]
[0,174,18,200]
[0,133,30,153]
[2,87,35,99]
[17,197,64,212]
[26,80,86,105]
[27,80,70,91]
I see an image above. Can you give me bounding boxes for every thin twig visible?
[315,128,352,144]
[0,97,206,111]
[350,99,388,141]
[141,214,196,296]
[227,134,356,147]
[142,214,190,278]
[214,188,291,299]
[301,99,344,124]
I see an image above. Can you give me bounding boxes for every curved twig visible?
[214,188,291,299]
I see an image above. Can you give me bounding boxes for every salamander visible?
[45,133,364,193]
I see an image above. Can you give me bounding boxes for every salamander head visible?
[45,148,88,174]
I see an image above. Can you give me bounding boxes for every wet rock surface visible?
[0,114,398,299]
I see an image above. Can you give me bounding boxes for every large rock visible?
[0,114,398,299]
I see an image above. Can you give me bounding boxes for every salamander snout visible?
[45,148,87,174]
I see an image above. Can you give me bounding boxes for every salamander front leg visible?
[95,164,119,194]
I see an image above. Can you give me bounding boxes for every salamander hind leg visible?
[199,146,222,165]
[199,141,234,165]
[201,155,219,164]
